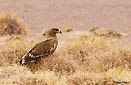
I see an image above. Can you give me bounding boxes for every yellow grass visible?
[0,31,131,84]
[0,12,29,36]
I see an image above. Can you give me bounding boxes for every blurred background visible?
[0,0,130,33]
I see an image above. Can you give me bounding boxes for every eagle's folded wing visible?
[20,38,58,65]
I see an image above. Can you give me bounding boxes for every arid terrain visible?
[0,0,131,85]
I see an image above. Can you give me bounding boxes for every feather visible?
[20,28,61,65]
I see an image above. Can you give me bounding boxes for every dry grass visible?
[0,36,35,66]
[89,27,127,38]
[0,30,131,84]
[63,27,73,33]
[0,12,29,36]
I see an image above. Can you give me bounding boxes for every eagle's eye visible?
[51,28,62,34]
[54,28,59,31]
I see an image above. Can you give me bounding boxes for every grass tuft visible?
[0,12,29,36]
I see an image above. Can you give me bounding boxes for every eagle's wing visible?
[20,38,58,65]
[32,39,58,56]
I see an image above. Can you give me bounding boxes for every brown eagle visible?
[20,28,62,65]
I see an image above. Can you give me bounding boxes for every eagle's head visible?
[43,28,62,37]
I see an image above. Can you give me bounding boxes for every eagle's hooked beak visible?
[59,30,62,34]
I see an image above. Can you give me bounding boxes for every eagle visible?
[20,28,62,65]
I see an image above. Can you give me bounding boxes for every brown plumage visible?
[20,28,62,65]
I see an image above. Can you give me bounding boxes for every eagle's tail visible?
[20,48,34,65]
[19,58,25,65]
[19,49,49,65]
[19,53,29,65]
[20,52,40,65]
